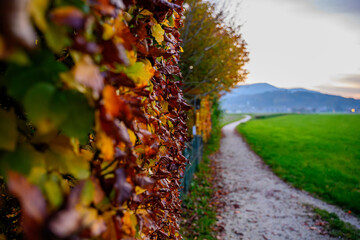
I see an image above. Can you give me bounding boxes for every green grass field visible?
[237,114,360,215]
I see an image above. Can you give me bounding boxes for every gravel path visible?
[216,116,360,240]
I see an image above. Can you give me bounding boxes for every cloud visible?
[336,74,360,87]
[316,85,360,99]
[316,75,360,99]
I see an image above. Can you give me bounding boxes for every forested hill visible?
[221,83,360,113]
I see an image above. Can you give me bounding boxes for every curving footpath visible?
[216,115,360,240]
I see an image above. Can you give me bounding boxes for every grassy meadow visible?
[237,114,360,215]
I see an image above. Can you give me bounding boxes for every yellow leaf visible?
[29,0,49,31]
[122,211,136,236]
[135,186,146,195]
[151,24,165,44]
[124,12,132,22]
[162,19,171,27]
[126,50,137,65]
[140,9,153,16]
[97,131,115,161]
[159,101,169,112]
[124,60,155,86]
[128,129,137,146]
[102,23,115,40]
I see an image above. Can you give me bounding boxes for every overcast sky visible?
[216,0,360,99]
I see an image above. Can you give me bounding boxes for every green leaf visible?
[168,14,175,27]
[24,82,56,133]
[81,180,95,206]
[0,110,17,151]
[0,145,44,177]
[44,23,71,53]
[5,51,67,101]
[56,90,94,144]
[44,135,91,180]
[44,180,63,208]
[66,155,90,179]
[6,50,30,66]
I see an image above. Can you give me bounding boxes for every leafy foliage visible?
[180,0,249,98]
[180,0,249,143]
[0,0,189,239]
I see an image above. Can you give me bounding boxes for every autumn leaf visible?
[97,130,115,161]
[72,54,104,98]
[102,85,121,118]
[0,0,189,238]
[124,60,155,86]
[102,23,115,40]
[151,24,165,44]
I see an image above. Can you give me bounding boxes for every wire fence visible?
[180,135,204,197]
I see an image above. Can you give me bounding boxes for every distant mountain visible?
[228,83,280,95]
[221,83,360,113]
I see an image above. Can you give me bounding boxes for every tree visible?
[180,0,249,98]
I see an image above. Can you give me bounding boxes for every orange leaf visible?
[97,131,115,161]
[102,85,120,118]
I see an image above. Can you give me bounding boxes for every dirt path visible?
[216,116,360,240]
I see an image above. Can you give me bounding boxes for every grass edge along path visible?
[181,101,231,239]
[312,207,360,239]
[180,140,220,240]
[236,114,360,216]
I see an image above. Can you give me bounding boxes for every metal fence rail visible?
[180,135,203,197]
